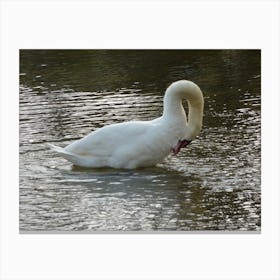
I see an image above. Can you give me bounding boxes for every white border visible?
[1,0,280,279]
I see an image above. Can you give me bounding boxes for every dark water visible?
[19,50,261,231]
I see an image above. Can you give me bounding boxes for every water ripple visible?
[19,50,261,231]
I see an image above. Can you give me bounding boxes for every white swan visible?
[48,80,204,169]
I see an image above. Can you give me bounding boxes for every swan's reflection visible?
[40,164,259,231]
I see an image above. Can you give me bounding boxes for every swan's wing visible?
[64,121,153,157]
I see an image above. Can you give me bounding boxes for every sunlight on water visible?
[19,50,261,231]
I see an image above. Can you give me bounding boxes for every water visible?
[19,50,261,231]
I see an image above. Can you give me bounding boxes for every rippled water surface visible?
[19,50,261,231]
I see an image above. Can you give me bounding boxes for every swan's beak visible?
[171,139,192,155]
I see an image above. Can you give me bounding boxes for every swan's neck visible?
[162,81,204,139]
[162,94,187,123]
[187,100,204,130]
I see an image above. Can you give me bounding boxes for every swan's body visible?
[48,80,204,169]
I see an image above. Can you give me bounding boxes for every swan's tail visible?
[47,143,82,165]
[47,143,65,153]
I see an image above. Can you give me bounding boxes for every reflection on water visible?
[19,50,261,231]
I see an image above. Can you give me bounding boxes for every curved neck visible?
[186,100,204,129]
[162,81,204,138]
[162,93,187,123]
